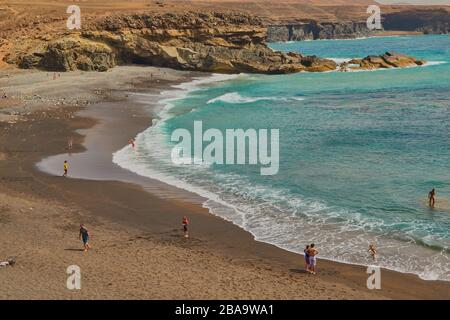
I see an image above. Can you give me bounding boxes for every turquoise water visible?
[114,35,450,280]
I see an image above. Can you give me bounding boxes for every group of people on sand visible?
[303,242,378,274]
[77,217,189,252]
[61,136,73,177]
[63,135,189,252]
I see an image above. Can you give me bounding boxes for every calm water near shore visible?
[114,35,450,281]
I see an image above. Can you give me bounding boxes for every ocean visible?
[113,35,450,281]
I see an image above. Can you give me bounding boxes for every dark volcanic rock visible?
[267,21,373,42]
[383,9,450,34]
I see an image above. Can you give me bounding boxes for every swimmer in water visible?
[428,188,436,208]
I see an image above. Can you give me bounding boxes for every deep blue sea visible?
[114,35,450,280]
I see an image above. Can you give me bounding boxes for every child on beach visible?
[369,243,377,261]
[129,138,136,148]
[304,245,310,272]
[63,161,69,177]
[182,216,189,238]
[79,224,91,252]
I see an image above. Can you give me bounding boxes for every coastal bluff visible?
[9,12,424,74]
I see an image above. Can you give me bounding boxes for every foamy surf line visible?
[207,92,304,104]
[112,74,449,282]
[326,59,447,73]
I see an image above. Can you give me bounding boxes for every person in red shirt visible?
[182,216,189,238]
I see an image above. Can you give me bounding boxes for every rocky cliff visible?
[6,12,425,74]
[382,9,449,35]
[267,8,450,42]
[12,12,339,74]
[267,21,373,42]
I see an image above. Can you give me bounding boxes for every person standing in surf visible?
[428,188,436,208]
[368,243,377,261]
[129,138,136,149]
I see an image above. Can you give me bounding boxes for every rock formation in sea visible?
[339,51,426,72]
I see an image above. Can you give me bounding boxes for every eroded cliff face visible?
[267,8,450,42]
[12,12,338,74]
[267,21,372,42]
[6,12,425,74]
[382,9,449,35]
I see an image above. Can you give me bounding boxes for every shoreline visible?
[108,73,450,283]
[271,33,449,45]
[1,67,449,299]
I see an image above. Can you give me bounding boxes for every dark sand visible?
[1,67,449,299]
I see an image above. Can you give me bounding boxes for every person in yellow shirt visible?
[63,160,69,177]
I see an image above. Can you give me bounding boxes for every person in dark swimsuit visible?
[428,188,436,208]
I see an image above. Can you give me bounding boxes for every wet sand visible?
[0,67,449,299]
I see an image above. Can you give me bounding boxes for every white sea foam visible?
[328,57,354,64]
[424,61,447,67]
[112,72,450,282]
[334,60,447,74]
[207,92,304,104]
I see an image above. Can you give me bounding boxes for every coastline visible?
[1,67,449,299]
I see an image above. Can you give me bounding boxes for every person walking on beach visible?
[182,216,189,238]
[79,224,91,252]
[67,136,73,151]
[307,243,319,275]
[428,188,436,208]
[304,245,310,272]
[368,243,377,261]
[63,160,69,177]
